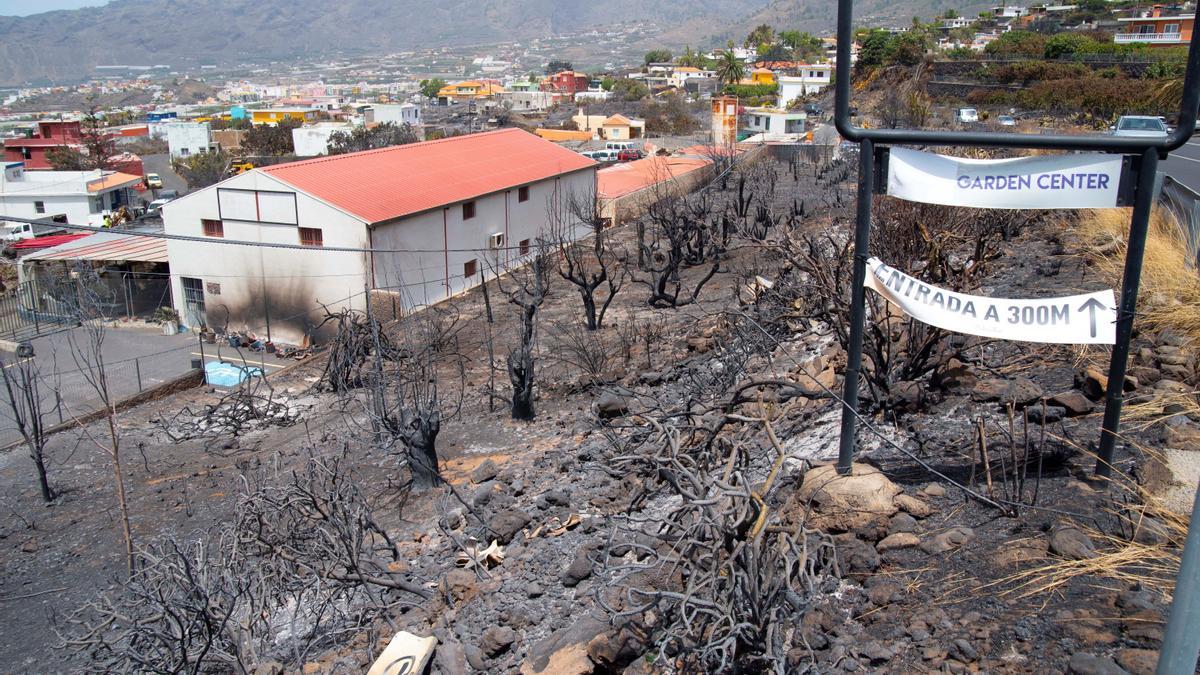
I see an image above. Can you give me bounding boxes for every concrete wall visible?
[161,170,369,345]
[372,104,422,126]
[292,124,352,157]
[0,193,93,225]
[369,168,597,310]
[165,122,213,158]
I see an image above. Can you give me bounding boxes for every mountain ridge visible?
[0,0,988,85]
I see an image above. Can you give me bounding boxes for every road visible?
[1163,139,1200,192]
[0,325,198,446]
[140,153,188,200]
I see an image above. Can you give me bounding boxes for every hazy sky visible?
[0,0,110,16]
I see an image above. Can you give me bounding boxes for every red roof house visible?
[159,128,599,342]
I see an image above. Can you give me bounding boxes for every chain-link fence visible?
[0,342,198,449]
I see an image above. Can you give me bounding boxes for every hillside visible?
[3,0,992,85]
[735,0,994,35]
[0,0,763,84]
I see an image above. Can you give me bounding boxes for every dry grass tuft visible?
[989,439,1189,603]
[1077,207,1200,342]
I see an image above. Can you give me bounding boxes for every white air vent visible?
[488,232,505,249]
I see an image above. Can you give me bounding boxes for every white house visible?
[0,162,144,227]
[742,107,808,142]
[164,121,216,159]
[291,123,355,157]
[942,16,974,29]
[992,5,1027,17]
[668,67,715,89]
[573,89,612,103]
[498,90,560,111]
[160,128,597,345]
[777,65,833,106]
[370,103,422,127]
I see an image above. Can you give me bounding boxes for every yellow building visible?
[601,114,645,141]
[746,67,777,86]
[250,108,320,125]
[435,80,506,102]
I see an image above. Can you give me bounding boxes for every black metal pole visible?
[1155,483,1200,675]
[836,138,874,475]
[1096,148,1158,478]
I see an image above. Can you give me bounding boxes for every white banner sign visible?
[865,258,1117,344]
[886,147,1125,209]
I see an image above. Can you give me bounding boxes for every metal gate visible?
[181,277,206,328]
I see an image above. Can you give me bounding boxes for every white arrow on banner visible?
[865,258,1117,345]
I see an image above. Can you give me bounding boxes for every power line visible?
[0,213,595,255]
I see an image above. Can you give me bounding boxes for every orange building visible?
[1115,5,1193,46]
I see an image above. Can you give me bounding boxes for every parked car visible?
[804,103,822,116]
[145,197,173,217]
[145,173,163,189]
[997,115,1016,127]
[605,140,640,152]
[617,148,644,162]
[158,189,180,200]
[1111,115,1168,138]
[955,108,979,124]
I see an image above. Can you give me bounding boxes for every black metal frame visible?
[832,0,1200,478]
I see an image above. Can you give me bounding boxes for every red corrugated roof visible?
[23,232,168,263]
[9,233,89,249]
[261,128,597,223]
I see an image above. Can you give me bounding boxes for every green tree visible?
[943,8,959,18]
[419,78,447,99]
[611,78,650,101]
[47,104,117,171]
[984,30,1047,58]
[328,122,419,155]
[241,118,301,156]
[47,146,89,170]
[757,43,791,61]
[1044,32,1094,59]
[174,151,229,189]
[600,76,615,91]
[744,23,775,50]
[546,59,573,74]
[887,30,928,66]
[715,49,747,88]
[857,30,893,68]
[644,49,673,65]
[779,30,824,61]
[677,45,702,67]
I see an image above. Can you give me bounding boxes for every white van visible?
[955,108,979,124]
[605,140,640,151]
[584,149,619,162]
[1,222,35,241]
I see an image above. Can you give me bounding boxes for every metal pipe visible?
[837,139,874,475]
[1156,483,1200,675]
[834,0,1200,152]
[1096,148,1159,477]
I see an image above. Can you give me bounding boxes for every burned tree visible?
[315,304,402,392]
[58,453,429,672]
[778,199,1036,402]
[636,187,723,308]
[496,242,553,420]
[597,412,840,673]
[548,186,625,330]
[52,265,136,573]
[340,300,465,491]
[0,355,56,502]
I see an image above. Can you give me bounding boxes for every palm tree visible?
[715,49,746,90]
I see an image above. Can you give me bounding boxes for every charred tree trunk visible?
[394,409,441,491]
[508,301,537,421]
